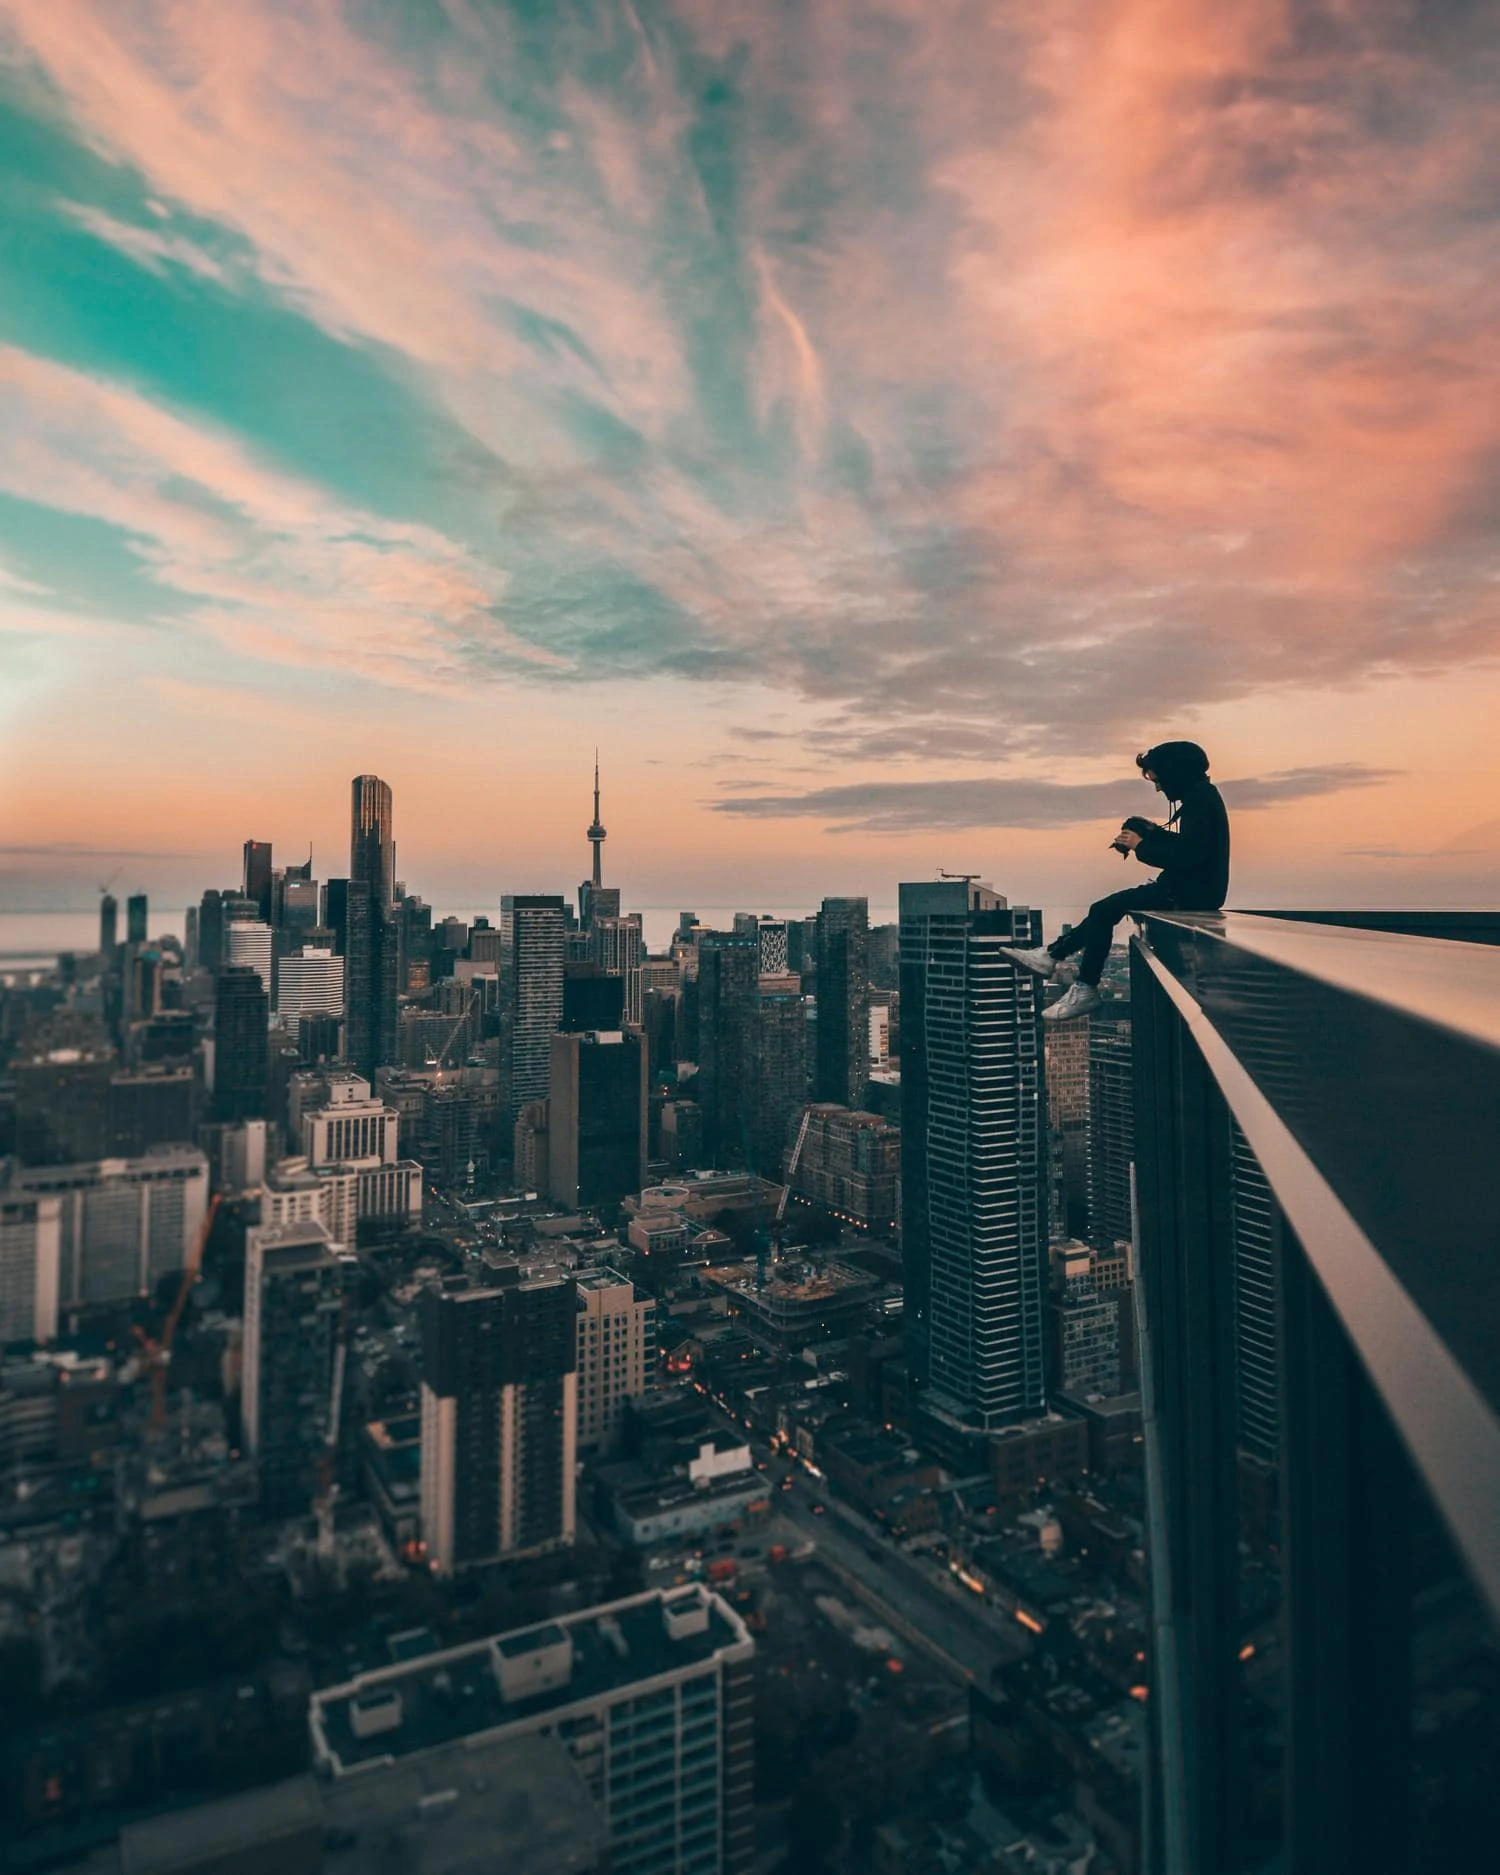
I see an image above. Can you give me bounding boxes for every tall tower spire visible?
[587,749,606,890]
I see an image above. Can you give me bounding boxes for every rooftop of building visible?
[703,1259,878,1304]
[311,1585,751,1776]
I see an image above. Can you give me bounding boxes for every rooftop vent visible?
[349,1688,403,1739]
[493,1624,574,1704]
[662,1589,710,1642]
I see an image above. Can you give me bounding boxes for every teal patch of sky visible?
[0,87,505,538]
[0,491,195,626]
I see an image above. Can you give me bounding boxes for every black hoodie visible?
[1124,741,1230,909]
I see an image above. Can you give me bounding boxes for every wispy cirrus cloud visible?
[715,763,1398,833]
[0,0,1495,758]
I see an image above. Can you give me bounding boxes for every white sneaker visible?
[1043,982,1102,1023]
[1003,946,1058,979]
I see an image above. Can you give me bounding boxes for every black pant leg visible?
[1065,884,1168,984]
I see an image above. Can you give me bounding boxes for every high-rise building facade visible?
[548,1028,648,1211]
[814,898,870,1110]
[791,1104,900,1233]
[12,1029,116,1166]
[749,982,807,1179]
[242,1219,343,1516]
[419,1264,577,1570]
[9,1147,209,1308]
[126,893,148,945]
[899,880,1048,1437]
[276,948,345,1025]
[350,775,394,904]
[344,776,399,1077]
[1087,1018,1134,1250]
[575,1268,654,1453]
[213,966,269,1121]
[1045,1018,1092,1242]
[242,840,273,921]
[310,1584,756,1875]
[225,919,274,996]
[0,1194,62,1345]
[197,888,228,973]
[696,932,759,1166]
[500,895,567,1129]
[98,893,117,956]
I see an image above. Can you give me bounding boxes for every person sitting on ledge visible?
[1005,739,1231,1022]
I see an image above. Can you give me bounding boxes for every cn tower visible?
[587,750,606,888]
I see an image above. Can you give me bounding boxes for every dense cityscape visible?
[0,763,1182,1875]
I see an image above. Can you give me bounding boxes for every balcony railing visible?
[1131,910,1500,1875]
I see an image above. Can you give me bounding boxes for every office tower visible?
[106,1064,194,1154]
[695,932,759,1166]
[1046,1018,1092,1242]
[548,1029,647,1211]
[280,857,320,941]
[9,1147,208,1307]
[401,894,433,991]
[297,1013,342,1066]
[242,1219,343,1516]
[575,1269,654,1453]
[749,980,808,1179]
[0,1193,62,1344]
[345,884,399,1077]
[1231,1124,1279,1465]
[225,918,274,996]
[98,893,117,955]
[563,964,627,1032]
[299,1074,400,1166]
[791,1105,900,1233]
[242,839,273,921]
[12,1027,116,1165]
[589,912,644,1020]
[350,774,394,904]
[311,1584,756,1875]
[500,895,567,1129]
[214,965,269,1122]
[419,1263,577,1570]
[815,897,870,1109]
[514,1099,550,1192]
[126,893,148,944]
[182,904,198,969]
[1049,1240,1122,1397]
[1087,1018,1134,1250]
[438,915,469,952]
[868,922,900,990]
[276,948,345,1024]
[752,917,790,977]
[197,888,228,972]
[899,879,1048,1437]
[322,877,349,955]
[221,1119,268,1194]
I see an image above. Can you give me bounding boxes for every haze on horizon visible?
[2,0,1498,917]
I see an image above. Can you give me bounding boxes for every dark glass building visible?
[548,1028,647,1210]
[899,879,1048,1439]
[1087,1015,1134,1249]
[213,965,269,1121]
[125,893,148,945]
[419,1263,577,1570]
[242,1220,343,1517]
[242,839,273,922]
[696,931,759,1166]
[814,896,870,1109]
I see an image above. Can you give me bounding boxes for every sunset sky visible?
[2,0,1498,921]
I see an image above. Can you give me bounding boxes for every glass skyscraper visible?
[899,879,1049,1439]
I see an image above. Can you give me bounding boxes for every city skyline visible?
[3,2,1500,915]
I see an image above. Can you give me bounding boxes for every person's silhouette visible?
[1004,740,1231,1021]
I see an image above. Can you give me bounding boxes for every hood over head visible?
[1137,741,1211,798]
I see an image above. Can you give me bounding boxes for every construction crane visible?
[131,1193,222,1433]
